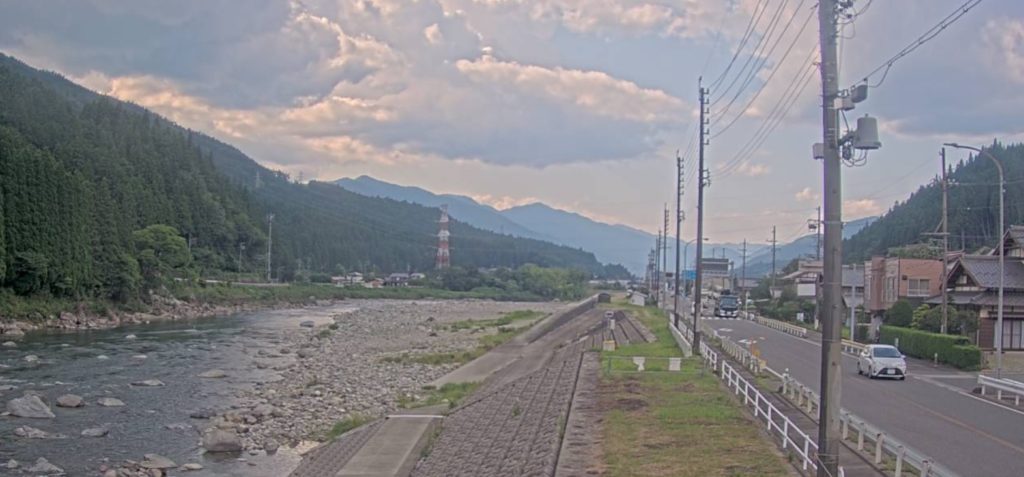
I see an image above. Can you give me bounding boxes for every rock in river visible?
[97,397,125,407]
[56,394,84,408]
[140,454,176,470]
[6,394,55,418]
[202,428,243,453]
[131,379,165,387]
[14,426,66,439]
[299,320,315,328]
[198,369,227,379]
[27,457,63,474]
[81,427,109,438]
[1,341,16,347]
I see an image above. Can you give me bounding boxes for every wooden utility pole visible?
[816,206,822,260]
[769,226,778,291]
[674,153,684,325]
[741,239,747,309]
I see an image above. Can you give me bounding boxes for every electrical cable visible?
[712,0,792,108]
[708,0,772,91]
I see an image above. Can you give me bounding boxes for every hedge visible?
[879,325,982,370]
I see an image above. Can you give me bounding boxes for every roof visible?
[926,291,1024,307]
[956,255,1024,290]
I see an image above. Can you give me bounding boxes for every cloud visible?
[795,187,819,202]
[733,161,771,177]
[844,199,882,218]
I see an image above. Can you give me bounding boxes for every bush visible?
[885,300,914,327]
[854,323,871,342]
[879,325,982,370]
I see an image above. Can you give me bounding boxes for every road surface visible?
[705,318,1024,477]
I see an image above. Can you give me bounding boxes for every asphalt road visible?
[706,318,1024,477]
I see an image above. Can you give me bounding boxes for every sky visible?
[2,0,1022,246]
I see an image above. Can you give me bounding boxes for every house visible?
[629,292,647,307]
[410,273,426,280]
[930,226,1024,350]
[842,264,865,311]
[332,272,364,287]
[363,278,384,289]
[864,257,943,318]
[781,260,822,298]
[384,273,411,287]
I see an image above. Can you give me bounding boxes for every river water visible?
[0,303,357,476]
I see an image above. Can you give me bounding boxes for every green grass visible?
[325,413,374,440]
[445,309,544,331]
[602,361,790,477]
[399,382,481,409]
[596,302,790,476]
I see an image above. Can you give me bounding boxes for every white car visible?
[857,344,907,380]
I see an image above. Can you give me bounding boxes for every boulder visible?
[27,457,63,474]
[263,438,280,454]
[14,426,66,439]
[1,341,16,347]
[297,348,316,358]
[202,428,243,453]
[81,427,109,438]
[125,334,137,340]
[131,379,165,387]
[24,355,39,363]
[181,463,204,471]
[56,394,84,408]
[97,355,110,360]
[198,369,227,379]
[6,394,55,418]
[97,397,126,407]
[299,320,315,328]
[5,459,17,469]
[140,454,176,470]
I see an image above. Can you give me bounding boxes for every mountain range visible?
[336,175,878,277]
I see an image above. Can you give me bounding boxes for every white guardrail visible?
[978,375,1024,406]
[672,312,959,477]
[670,314,820,473]
[780,374,958,477]
[741,311,809,338]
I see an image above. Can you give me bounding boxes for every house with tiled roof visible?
[932,225,1024,350]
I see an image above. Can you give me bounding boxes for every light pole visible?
[945,143,1005,378]
[681,238,708,299]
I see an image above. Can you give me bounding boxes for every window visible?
[1004,319,1023,351]
[872,346,902,358]
[908,278,930,297]
[885,277,897,302]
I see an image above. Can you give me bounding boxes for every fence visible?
[668,314,820,473]
[602,355,683,373]
[744,312,810,338]
[978,375,1024,406]
[781,374,959,477]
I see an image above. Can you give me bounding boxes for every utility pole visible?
[693,77,710,356]
[770,226,778,291]
[663,205,670,303]
[266,213,274,283]
[674,153,684,325]
[654,232,662,300]
[741,239,747,309]
[816,0,843,474]
[941,147,950,334]
[238,242,246,282]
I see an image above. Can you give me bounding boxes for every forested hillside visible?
[0,54,621,303]
[844,142,1024,261]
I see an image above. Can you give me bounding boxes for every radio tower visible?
[435,205,451,269]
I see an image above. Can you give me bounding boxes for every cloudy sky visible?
[2,0,1021,245]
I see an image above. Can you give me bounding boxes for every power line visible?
[854,0,983,88]
[708,0,771,90]
[712,3,816,138]
[712,0,792,108]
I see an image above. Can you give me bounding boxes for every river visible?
[0,303,358,476]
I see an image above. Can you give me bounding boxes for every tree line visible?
[0,54,627,306]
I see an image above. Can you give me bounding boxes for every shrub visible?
[879,325,982,370]
[854,323,871,342]
[885,300,914,327]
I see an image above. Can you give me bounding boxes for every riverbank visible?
[0,283,560,337]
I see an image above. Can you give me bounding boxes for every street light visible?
[682,237,709,299]
[945,143,1005,378]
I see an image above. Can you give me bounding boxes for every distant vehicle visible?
[714,295,739,318]
[857,344,907,380]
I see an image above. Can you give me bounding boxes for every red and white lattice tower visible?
[435,204,451,269]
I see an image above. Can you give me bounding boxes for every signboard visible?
[797,283,817,298]
[701,258,730,278]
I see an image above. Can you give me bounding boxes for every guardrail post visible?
[921,460,932,477]
[857,424,865,451]
[804,388,814,414]
[894,445,905,477]
[782,420,789,449]
[997,388,1003,401]
[802,437,810,471]
[980,383,986,396]
[874,432,884,464]
[841,415,849,440]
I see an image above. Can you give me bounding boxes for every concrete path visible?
[338,415,441,477]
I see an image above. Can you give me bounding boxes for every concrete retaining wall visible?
[521,295,598,344]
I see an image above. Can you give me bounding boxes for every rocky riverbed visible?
[0,299,558,476]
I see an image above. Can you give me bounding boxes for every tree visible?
[9,252,50,296]
[885,300,914,328]
[133,224,191,291]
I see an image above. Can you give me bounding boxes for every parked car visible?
[857,344,907,380]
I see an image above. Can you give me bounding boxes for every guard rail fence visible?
[978,375,1024,406]
[781,374,959,477]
